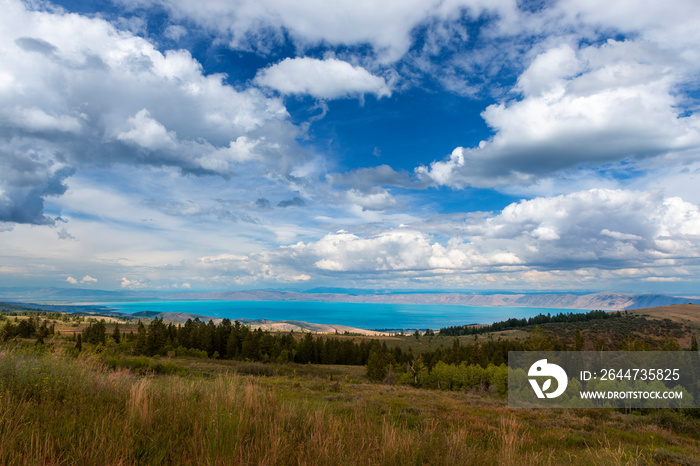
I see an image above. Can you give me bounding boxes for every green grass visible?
[1,346,699,465]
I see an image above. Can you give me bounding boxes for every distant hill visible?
[0,287,164,302]
[167,290,698,311]
[2,286,696,311]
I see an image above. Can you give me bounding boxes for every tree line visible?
[438,309,622,336]
[0,316,55,344]
[103,317,400,366]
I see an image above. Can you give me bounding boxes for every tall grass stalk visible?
[1,348,698,464]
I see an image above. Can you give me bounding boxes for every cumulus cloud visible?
[326,165,416,211]
[554,0,700,54]
[254,57,391,99]
[0,0,306,225]
[200,189,700,281]
[0,140,73,224]
[121,0,515,62]
[344,189,398,211]
[462,189,700,269]
[417,41,700,189]
[120,277,146,289]
[116,109,178,151]
[67,274,98,284]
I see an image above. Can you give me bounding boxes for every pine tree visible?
[690,334,698,352]
[112,323,121,344]
[135,321,148,354]
[366,350,387,382]
[226,330,239,358]
[75,334,82,352]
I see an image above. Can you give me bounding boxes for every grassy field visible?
[1,345,699,465]
[1,304,700,464]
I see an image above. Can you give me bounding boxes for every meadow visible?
[1,304,699,464]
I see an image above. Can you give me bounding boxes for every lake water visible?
[101,300,590,330]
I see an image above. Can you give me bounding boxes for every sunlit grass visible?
[1,347,699,465]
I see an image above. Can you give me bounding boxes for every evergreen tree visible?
[146,318,169,355]
[366,350,387,381]
[112,323,121,344]
[135,321,148,354]
[691,334,698,352]
[226,329,240,358]
[75,334,82,352]
[296,333,315,363]
[83,320,107,345]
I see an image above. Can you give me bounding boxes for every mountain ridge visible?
[166,290,698,311]
[1,287,696,311]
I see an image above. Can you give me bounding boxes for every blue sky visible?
[1,0,700,294]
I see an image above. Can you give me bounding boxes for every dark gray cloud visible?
[0,146,73,225]
[277,196,306,208]
[15,37,58,55]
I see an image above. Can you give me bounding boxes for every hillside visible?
[630,303,700,326]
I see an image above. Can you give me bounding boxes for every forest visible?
[438,309,622,336]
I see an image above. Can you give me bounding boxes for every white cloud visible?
[555,0,700,55]
[416,40,700,189]
[80,275,98,283]
[464,189,700,267]
[0,0,307,225]
[344,189,398,211]
[120,277,146,289]
[164,24,187,41]
[4,106,83,133]
[116,109,177,150]
[254,57,391,99]
[601,229,643,242]
[122,0,516,62]
[66,276,78,284]
[197,189,700,284]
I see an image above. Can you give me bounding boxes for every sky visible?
[1,0,700,294]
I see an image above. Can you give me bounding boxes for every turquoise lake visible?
[101,300,590,330]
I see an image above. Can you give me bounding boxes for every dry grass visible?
[128,378,152,428]
[499,415,521,466]
[633,303,700,326]
[1,348,699,465]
